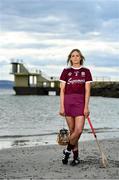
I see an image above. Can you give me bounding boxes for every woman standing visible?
[59,49,93,166]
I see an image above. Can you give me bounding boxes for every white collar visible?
[71,66,83,70]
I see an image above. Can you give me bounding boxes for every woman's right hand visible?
[59,108,65,116]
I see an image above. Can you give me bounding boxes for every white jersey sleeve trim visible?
[86,80,93,83]
[59,80,66,83]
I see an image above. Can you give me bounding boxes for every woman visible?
[59,49,93,166]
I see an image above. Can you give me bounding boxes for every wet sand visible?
[0,138,119,179]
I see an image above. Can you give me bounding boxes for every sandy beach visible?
[0,138,118,179]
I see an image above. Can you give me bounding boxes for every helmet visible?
[57,128,70,146]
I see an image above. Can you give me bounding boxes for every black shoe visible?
[62,149,71,165]
[70,158,80,166]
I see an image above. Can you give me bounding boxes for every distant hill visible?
[0,80,14,89]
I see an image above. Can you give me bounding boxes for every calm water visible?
[0,88,119,149]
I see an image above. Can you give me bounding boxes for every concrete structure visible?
[10,61,60,95]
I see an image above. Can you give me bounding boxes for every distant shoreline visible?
[0,80,13,89]
[91,81,119,98]
[0,80,119,98]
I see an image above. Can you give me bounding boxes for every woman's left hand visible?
[84,107,90,118]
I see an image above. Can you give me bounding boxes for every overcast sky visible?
[0,0,119,81]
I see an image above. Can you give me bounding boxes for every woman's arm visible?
[84,82,91,118]
[59,82,65,116]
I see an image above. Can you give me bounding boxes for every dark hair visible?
[67,49,85,66]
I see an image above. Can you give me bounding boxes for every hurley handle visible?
[87,116,97,138]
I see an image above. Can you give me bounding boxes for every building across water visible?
[10,61,60,95]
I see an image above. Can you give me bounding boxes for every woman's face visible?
[70,51,81,65]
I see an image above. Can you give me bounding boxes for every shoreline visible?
[0,130,119,150]
[0,138,118,179]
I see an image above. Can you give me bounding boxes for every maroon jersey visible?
[60,66,93,95]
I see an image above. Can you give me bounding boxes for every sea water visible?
[0,88,119,149]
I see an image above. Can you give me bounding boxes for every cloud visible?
[1,0,118,38]
[0,0,119,80]
[91,65,119,81]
